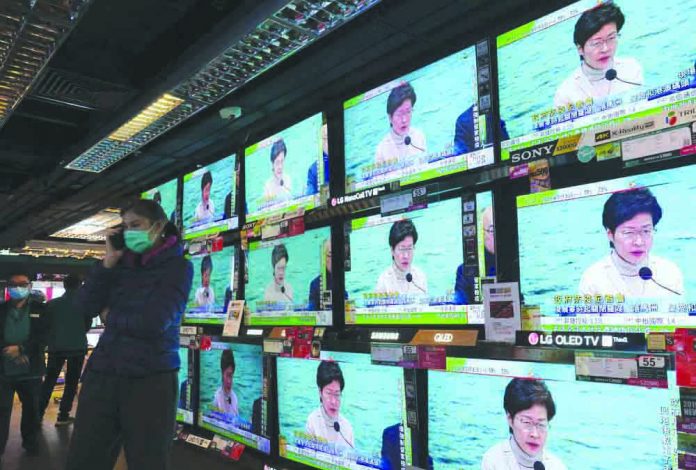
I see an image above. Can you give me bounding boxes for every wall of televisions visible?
[137,1,696,468]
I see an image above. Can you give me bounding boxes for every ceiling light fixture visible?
[65,0,381,173]
[0,0,91,129]
[49,208,122,241]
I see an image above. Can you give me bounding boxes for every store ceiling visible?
[0,0,565,249]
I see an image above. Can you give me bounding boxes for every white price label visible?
[638,355,665,368]
[185,434,212,448]
[180,326,197,336]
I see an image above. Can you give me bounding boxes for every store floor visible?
[2,396,261,469]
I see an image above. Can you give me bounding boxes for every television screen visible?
[142,177,178,226]
[345,193,495,325]
[344,45,494,194]
[498,0,696,162]
[246,226,333,326]
[182,154,237,238]
[198,340,270,453]
[517,165,696,331]
[177,344,195,425]
[277,351,411,470]
[428,358,677,469]
[245,114,327,222]
[31,281,65,301]
[184,245,236,325]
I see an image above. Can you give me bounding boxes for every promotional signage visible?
[370,343,446,370]
[331,184,389,208]
[622,123,696,168]
[647,332,676,352]
[222,300,245,337]
[681,388,696,419]
[180,326,199,336]
[676,328,696,387]
[260,215,305,240]
[483,282,521,343]
[575,351,668,389]
[509,134,582,165]
[370,330,401,342]
[380,186,428,217]
[184,433,212,449]
[409,329,478,347]
[516,331,647,351]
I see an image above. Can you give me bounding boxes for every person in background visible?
[481,378,566,470]
[554,3,643,108]
[214,349,238,416]
[66,199,193,470]
[263,139,293,202]
[375,82,427,165]
[306,124,330,195]
[454,205,496,304]
[579,187,684,299]
[263,244,294,302]
[39,274,87,427]
[453,105,509,155]
[194,255,216,308]
[153,190,177,224]
[308,239,332,311]
[305,360,354,448]
[0,272,47,458]
[375,219,428,295]
[195,171,215,223]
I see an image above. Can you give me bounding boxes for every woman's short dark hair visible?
[201,255,213,274]
[201,171,213,192]
[270,139,287,163]
[574,3,625,47]
[504,378,556,429]
[221,348,235,374]
[271,244,289,268]
[387,82,417,117]
[316,360,344,391]
[602,187,662,233]
[389,219,418,249]
[121,199,181,240]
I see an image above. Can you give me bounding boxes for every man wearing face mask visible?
[0,272,48,458]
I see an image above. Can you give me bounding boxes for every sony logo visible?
[510,144,555,163]
[433,333,454,343]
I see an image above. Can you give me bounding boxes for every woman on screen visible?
[263,244,295,302]
[579,188,684,299]
[263,139,293,203]
[375,82,427,165]
[375,219,428,295]
[214,349,239,416]
[554,3,643,108]
[481,378,566,470]
[194,255,216,308]
[305,361,354,448]
[195,171,216,223]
